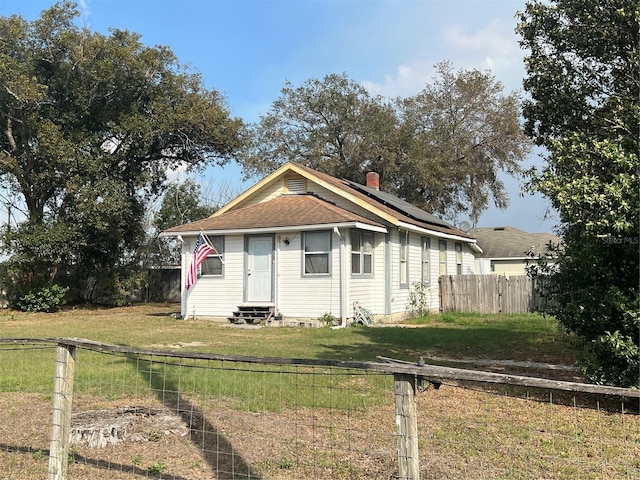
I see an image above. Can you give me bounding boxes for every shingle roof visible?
[164,162,476,241]
[163,194,386,233]
[292,163,473,239]
[469,226,560,258]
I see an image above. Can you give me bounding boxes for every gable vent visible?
[286,176,306,193]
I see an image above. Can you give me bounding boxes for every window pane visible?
[364,255,372,274]
[351,231,361,253]
[400,232,408,284]
[201,257,222,276]
[305,254,328,274]
[351,253,360,274]
[439,263,447,276]
[305,231,329,252]
[201,235,223,277]
[422,237,431,284]
[363,232,373,253]
[211,236,223,253]
[439,240,447,275]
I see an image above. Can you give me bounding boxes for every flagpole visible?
[200,230,223,263]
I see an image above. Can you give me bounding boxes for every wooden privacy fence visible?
[439,274,545,314]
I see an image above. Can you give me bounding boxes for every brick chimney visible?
[366,172,380,190]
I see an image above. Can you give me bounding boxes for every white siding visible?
[421,238,441,312]
[388,230,410,315]
[275,230,342,319]
[183,235,245,318]
[347,231,385,317]
[462,246,476,275]
[179,175,482,321]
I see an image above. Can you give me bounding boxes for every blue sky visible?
[1,0,557,233]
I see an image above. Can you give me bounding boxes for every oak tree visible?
[237,64,530,223]
[0,1,244,304]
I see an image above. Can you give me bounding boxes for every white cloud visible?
[442,18,523,86]
[360,16,525,99]
[362,61,436,98]
[443,19,517,58]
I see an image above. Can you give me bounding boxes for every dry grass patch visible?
[0,386,638,480]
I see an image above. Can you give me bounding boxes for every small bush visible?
[319,312,338,327]
[15,284,69,312]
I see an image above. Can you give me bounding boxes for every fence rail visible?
[439,274,546,313]
[1,338,638,480]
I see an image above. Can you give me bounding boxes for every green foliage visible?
[0,1,244,304]
[155,179,218,231]
[146,179,219,266]
[407,281,431,318]
[15,284,69,312]
[518,0,639,387]
[237,63,530,222]
[147,461,167,475]
[517,0,638,147]
[319,312,338,327]
[399,61,530,224]
[32,449,45,461]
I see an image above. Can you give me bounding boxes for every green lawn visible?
[0,304,579,408]
[1,305,637,480]
[0,304,576,366]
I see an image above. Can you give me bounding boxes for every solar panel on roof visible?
[344,180,453,229]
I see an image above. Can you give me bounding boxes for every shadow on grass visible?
[0,444,194,480]
[313,324,575,366]
[125,355,260,480]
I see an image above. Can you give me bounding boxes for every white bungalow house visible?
[162,162,481,326]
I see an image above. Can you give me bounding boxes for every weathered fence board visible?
[439,274,544,314]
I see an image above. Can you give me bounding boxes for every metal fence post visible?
[394,373,420,480]
[48,343,76,480]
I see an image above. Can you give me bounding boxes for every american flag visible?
[185,233,214,290]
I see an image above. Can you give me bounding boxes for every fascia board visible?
[211,162,401,226]
[160,222,388,237]
[397,220,483,253]
[488,256,557,261]
[212,162,296,217]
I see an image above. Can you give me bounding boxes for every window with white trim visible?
[421,237,431,285]
[303,230,330,275]
[351,230,373,275]
[455,242,463,275]
[439,239,447,276]
[400,231,408,286]
[201,236,224,277]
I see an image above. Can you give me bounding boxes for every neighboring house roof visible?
[164,162,477,247]
[469,226,560,259]
[163,193,387,234]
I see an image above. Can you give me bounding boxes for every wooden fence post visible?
[48,343,76,480]
[394,373,420,480]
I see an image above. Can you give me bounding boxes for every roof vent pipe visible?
[366,172,380,190]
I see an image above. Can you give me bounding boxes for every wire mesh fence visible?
[0,338,638,480]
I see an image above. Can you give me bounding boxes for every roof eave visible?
[397,220,482,252]
[214,162,402,225]
[160,221,388,237]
